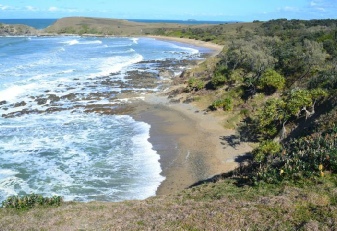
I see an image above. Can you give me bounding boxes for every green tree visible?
[300,39,328,78]
[255,98,287,139]
[285,88,327,118]
[258,69,285,94]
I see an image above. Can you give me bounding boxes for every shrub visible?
[258,69,285,94]
[210,97,233,111]
[211,66,230,88]
[1,194,63,210]
[254,98,287,139]
[252,140,282,163]
[186,78,204,92]
[211,74,227,88]
[222,97,233,111]
[246,128,337,184]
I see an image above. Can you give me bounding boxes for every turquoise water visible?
[0,35,208,202]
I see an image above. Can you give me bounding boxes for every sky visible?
[0,0,336,21]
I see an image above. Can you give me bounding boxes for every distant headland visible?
[0,17,240,36]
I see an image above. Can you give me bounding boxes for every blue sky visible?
[0,0,336,21]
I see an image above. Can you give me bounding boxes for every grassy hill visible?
[41,17,259,43]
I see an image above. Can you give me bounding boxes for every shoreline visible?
[130,37,251,196]
[136,95,252,195]
[146,35,223,57]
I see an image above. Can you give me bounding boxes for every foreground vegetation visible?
[1,18,337,229]
[1,178,336,230]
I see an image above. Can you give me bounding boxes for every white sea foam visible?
[63,39,79,46]
[96,53,143,77]
[171,43,200,55]
[0,169,18,178]
[61,39,102,46]
[0,112,164,202]
[130,37,139,44]
[130,122,165,199]
[0,83,38,102]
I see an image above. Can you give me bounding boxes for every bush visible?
[1,194,63,210]
[211,74,228,88]
[258,69,285,94]
[254,98,287,139]
[282,130,337,175]
[211,66,230,88]
[210,97,233,111]
[244,128,337,184]
[252,140,282,163]
[186,78,204,92]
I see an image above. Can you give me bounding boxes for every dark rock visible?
[47,94,60,103]
[13,101,27,107]
[35,98,48,105]
[45,107,64,113]
[169,99,181,104]
[61,93,77,101]
[183,97,194,104]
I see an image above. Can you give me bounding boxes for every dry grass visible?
[1,178,337,230]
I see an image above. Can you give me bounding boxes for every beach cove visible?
[0,33,251,201]
[127,36,252,195]
[0,33,247,201]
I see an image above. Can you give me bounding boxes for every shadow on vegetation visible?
[285,101,335,142]
[238,117,259,142]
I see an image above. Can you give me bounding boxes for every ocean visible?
[0,19,57,29]
[0,35,210,202]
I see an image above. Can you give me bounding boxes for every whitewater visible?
[0,36,207,202]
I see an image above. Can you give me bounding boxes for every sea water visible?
[0,36,208,202]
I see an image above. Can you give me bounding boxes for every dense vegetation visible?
[180,18,337,186]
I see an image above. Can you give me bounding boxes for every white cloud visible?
[26,6,38,11]
[310,1,318,6]
[0,4,10,10]
[48,6,59,12]
[283,6,299,12]
[307,0,336,16]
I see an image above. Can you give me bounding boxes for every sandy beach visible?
[147,35,224,57]
[130,37,252,195]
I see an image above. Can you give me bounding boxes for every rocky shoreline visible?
[0,57,199,119]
